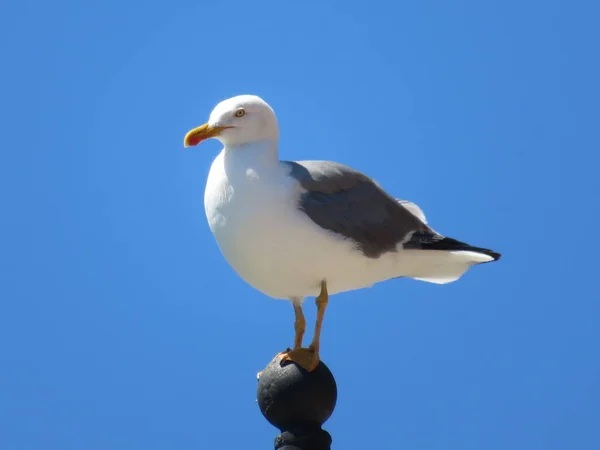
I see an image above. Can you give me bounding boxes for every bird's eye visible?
[234,109,245,117]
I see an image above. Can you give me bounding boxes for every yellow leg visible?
[309,280,328,360]
[277,282,328,372]
[292,302,306,349]
[259,301,307,380]
[277,299,315,371]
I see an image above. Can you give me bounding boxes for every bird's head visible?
[183,95,279,148]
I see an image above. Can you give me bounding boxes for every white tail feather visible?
[401,250,494,284]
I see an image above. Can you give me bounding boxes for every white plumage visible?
[188,95,499,300]
[184,94,500,370]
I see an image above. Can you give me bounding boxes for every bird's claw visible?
[276,347,320,372]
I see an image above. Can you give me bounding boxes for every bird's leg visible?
[259,300,307,380]
[278,281,328,372]
[307,280,328,369]
[278,281,329,372]
[277,298,317,371]
[292,301,306,349]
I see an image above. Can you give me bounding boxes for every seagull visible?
[183,95,500,371]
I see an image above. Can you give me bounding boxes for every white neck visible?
[223,139,279,168]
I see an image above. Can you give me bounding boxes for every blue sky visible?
[1,0,599,449]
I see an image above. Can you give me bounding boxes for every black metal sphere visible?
[257,355,337,431]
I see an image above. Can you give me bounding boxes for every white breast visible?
[203,148,409,299]
[204,149,312,298]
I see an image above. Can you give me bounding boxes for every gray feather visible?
[284,160,432,258]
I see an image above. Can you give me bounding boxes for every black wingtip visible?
[480,248,502,262]
[410,234,501,262]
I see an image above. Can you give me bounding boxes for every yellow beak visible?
[183,123,230,147]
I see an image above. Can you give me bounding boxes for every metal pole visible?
[257,355,337,450]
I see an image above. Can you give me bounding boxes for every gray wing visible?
[283,160,434,258]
